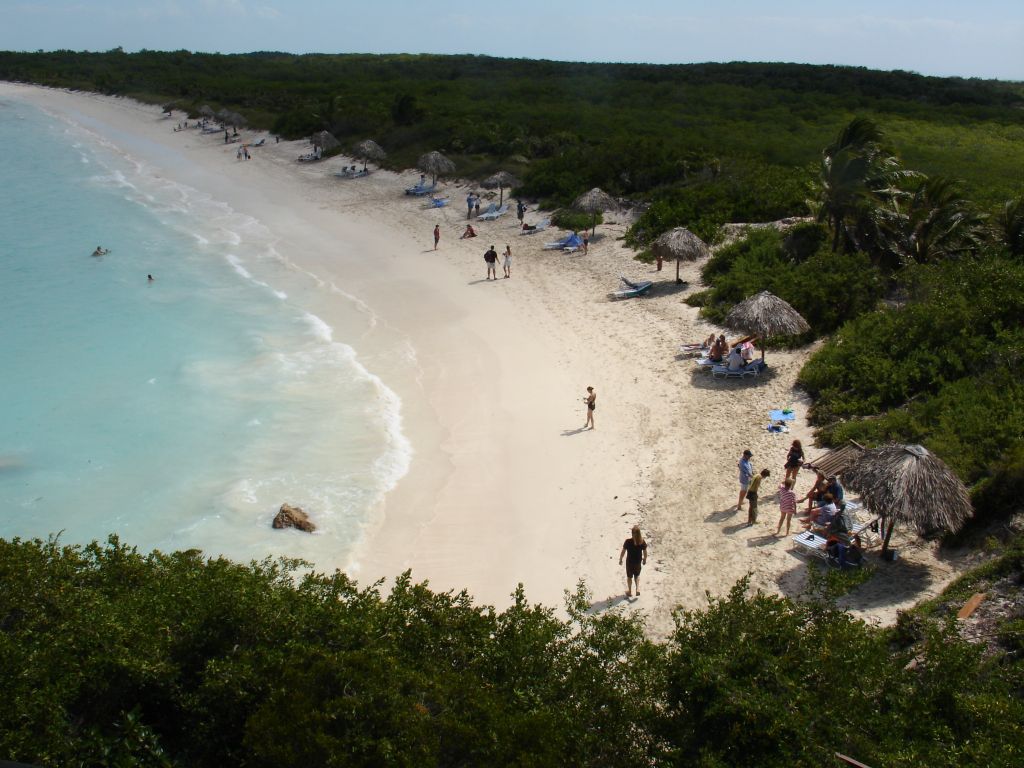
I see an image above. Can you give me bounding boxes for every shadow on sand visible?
[561,426,591,437]
[705,506,739,523]
[586,594,633,614]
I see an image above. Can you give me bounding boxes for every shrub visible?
[551,209,601,232]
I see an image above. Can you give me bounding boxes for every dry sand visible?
[2,83,975,636]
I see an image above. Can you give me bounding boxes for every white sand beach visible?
[2,83,976,635]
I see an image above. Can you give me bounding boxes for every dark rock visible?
[273,503,315,533]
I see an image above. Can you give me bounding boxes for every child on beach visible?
[774,478,797,536]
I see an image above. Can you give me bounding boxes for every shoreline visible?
[1,83,972,634]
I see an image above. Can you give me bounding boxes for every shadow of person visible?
[747,534,779,548]
[561,426,590,437]
[723,522,751,536]
[705,507,739,523]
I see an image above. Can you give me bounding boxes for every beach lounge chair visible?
[544,232,584,251]
[478,203,509,221]
[520,219,550,235]
[477,202,498,218]
[679,342,709,358]
[250,138,266,147]
[792,530,830,559]
[711,360,766,379]
[608,276,653,300]
[405,181,436,196]
[424,196,449,209]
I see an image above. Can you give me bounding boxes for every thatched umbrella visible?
[482,171,519,206]
[725,290,810,360]
[572,187,617,236]
[162,102,177,115]
[311,131,340,152]
[843,443,972,558]
[198,105,214,119]
[417,150,455,186]
[651,227,711,284]
[352,139,386,171]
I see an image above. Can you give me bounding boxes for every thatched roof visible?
[353,139,386,161]
[650,227,710,262]
[725,290,810,338]
[198,105,214,117]
[312,131,340,150]
[417,150,455,177]
[482,171,519,190]
[843,443,972,535]
[573,187,617,213]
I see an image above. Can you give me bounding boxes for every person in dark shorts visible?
[584,386,596,429]
[746,468,770,525]
[433,224,441,250]
[619,526,648,596]
[484,245,499,279]
[784,439,804,483]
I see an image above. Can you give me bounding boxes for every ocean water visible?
[0,96,410,570]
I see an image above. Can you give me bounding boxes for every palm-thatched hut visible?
[843,443,972,558]
[352,139,386,171]
[482,171,519,206]
[312,131,340,152]
[651,227,711,284]
[725,290,810,360]
[417,151,455,186]
[573,187,617,236]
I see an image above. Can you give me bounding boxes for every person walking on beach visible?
[484,245,499,279]
[784,439,804,483]
[433,224,441,251]
[582,232,589,254]
[516,199,526,225]
[746,468,770,525]
[619,526,647,597]
[583,386,596,429]
[466,192,475,219]
[737,449,754,512]
[774,477,797,536]
[503,244,512,278]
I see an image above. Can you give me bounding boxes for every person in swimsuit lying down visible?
[584,386,596,429]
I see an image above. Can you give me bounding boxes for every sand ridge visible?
[2,83,971,636]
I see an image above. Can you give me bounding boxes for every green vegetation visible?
[1,536,1021,767]
[1,51,1022,236]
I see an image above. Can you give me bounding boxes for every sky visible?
[3,0,1023,81]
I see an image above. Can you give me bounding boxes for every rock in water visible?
[273,503,315,533]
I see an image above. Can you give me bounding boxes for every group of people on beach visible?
[734,440,861,563]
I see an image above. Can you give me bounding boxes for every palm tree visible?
[895,176,986,264]
[815,117,913,258]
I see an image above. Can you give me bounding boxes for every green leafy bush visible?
[550,209,601,232]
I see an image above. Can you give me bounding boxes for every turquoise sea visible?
[0,96,410,568]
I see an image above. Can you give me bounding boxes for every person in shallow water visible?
[91,246,109,256]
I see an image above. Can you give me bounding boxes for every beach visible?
[1,83,973,635]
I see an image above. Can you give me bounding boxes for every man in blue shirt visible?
[737,449,754,512]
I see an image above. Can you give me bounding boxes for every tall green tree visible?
[896,176,986,264]
[996,195,1024,258]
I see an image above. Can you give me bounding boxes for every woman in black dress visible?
[619,526,647,597]
[784,439,804,483]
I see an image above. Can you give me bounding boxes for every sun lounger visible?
[405,181,436,196]
[520,219,550,235]
[609,276,653,300]
[478,203,509,221]
[424,196,449,208]
[679,343,709,358]
[792,530,830,559]
[544,233,584,250]
[712,360,766,379]
[694,356,719,372]
[250,138,266,147]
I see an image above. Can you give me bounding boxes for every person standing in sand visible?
[774,477,797,536]
[619,526,647,597]
[433,224,441,250]
[583,386,596,429]
[784,439,804,483]
[484,245,499,280]
[746,468,770,525]
[503,244,512,278]
[737,449,753,512]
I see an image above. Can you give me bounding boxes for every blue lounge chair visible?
[609,276,653,300]
[544,232,583,250]
[425,196,449,209]
[405,181,436,196]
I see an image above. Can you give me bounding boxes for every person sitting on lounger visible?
[799,470,828,511]
[460,224,477,239]
[726,346,745,371]
[741,342,756,363]
[708,335,726,362]
[704,333,717,350]
[805,493,838,530]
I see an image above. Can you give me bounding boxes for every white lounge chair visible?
[792,530,829,559]
[519,219,550,235]
[478,203,509,221]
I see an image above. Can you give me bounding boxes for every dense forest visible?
[2,51,1024,765]
[0,536,1021,767]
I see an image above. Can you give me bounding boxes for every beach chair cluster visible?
[692,335,766,379]
[791,501,877,567]
[405,180,436,196]
[335,165,370,179]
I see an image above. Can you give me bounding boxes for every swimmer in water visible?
[147,274,154,282]
[91,246,109,256]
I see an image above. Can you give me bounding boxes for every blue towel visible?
[769,409,795,422]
